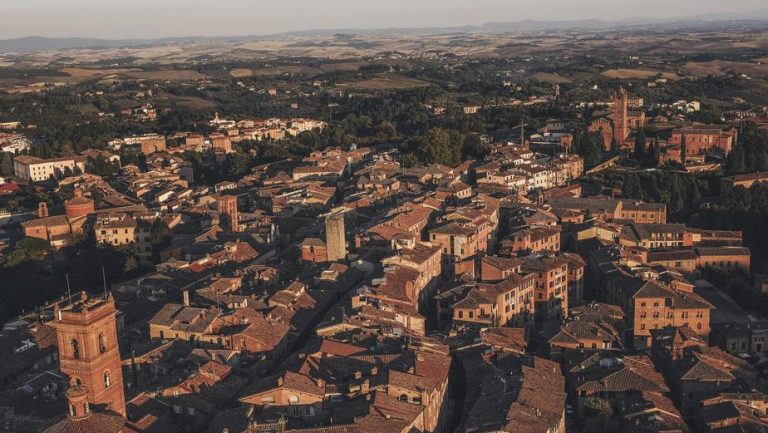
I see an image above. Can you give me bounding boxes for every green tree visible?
[412,127,464,166]
[150,219,171,246]
[0,152,13,177]
[226,153,249,177]
[581,130,601,169]
[623,173,642,199]
[123,255,138,274]
[651,138,661,167]
[680,134,687,166]
[634,128,646,163]
[2,237,50,268]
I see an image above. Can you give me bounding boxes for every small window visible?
[71,339,80,360]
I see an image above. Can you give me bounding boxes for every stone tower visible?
[325,213,347,262]
[217,195,240,232]
[51,292,126,416]
[613,86,629,144]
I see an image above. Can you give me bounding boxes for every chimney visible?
[362,379,370,392]
[182,289,190,306]
[277,376,283,386]
[317,378,325,389]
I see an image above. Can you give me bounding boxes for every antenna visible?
[65,274,72,302]
[102,267,108,298]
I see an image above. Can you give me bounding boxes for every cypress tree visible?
[634,128,646,163]
[652,138,661,167]
[680,134,687,166]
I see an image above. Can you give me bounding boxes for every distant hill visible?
[2,13,768,53]
[0,35,256,53]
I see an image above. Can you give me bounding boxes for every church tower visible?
[217,194,240,232]
[51,292,126,416]
[613,86,629,144]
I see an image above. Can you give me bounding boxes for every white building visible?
[13,155,86,182]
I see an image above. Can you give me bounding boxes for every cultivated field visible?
[601,68,680,80]
[681,60,768,77]
[338,74,430,90]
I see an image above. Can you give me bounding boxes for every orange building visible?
[522,255,570,321]
[452,273,536,328]
[695,247,751,274]
[669,126,737,156]
[217,194,240,232]
[300,238,328,263]
[22,214,87,248]
[64,192,95,219]
[501,225,561,257]
[51,292,126,416]
[721,172,768,194]
[139,136,167,155]
[210,134,233,153]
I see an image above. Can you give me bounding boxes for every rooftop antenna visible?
[65,274,72,303]
[102,266,108,299]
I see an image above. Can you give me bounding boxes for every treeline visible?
[725,123,768,175]
[0,239,148,321]
[585,170,718,217]
[587,169,768,272]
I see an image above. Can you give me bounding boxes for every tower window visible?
[71,339,80,360]
[104,371,111,388]
[98,334,106,354]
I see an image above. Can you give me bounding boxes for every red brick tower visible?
[217,194,240,232]
[613,86,629,145]
[51,292,126,416]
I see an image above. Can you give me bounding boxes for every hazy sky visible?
[1,0,766,39]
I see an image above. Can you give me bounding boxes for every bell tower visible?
[51,292,126,416]
[613,86,629,144]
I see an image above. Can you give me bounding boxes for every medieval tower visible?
[51,292,126,416]
[217,194,240,232]
[325,213,347,262]
[613,86,629,145]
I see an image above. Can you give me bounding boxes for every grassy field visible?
[59,67,207,82]
[337,74,430,90]
[681,60,768,77]
[229,68,254,78]
[601,68,679,80]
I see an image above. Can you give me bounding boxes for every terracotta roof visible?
[43,411,125,433]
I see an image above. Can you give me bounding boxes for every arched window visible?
[104,371,111,388]
[71,339,80,359]
[98,334,106,354]
[399,394,408,402]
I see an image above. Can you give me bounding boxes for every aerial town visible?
[2,5,768,433]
